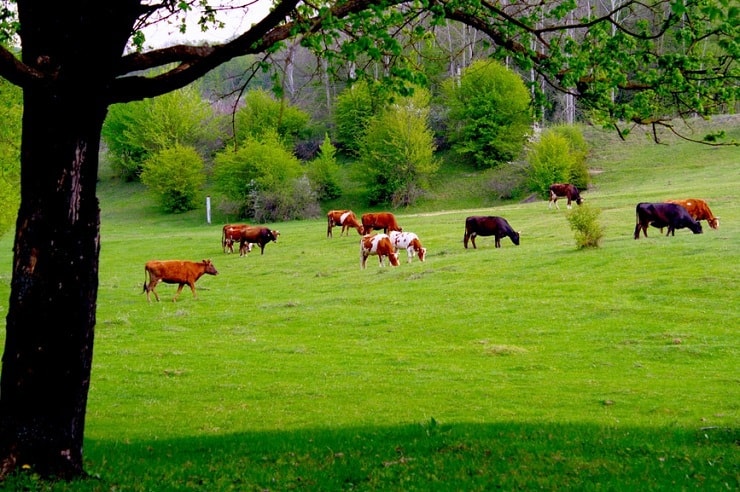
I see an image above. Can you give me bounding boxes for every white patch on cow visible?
[339,211,351,224]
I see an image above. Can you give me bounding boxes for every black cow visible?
[464,216,520,248]
[634,202,703,239]
[237,226,280,255]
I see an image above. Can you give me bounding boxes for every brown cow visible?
[389,231,426,263]
[666,198,719,230]
[236,226,280,256]
[327,210,363,237]
[143,259,218,302]
[548,183,583,209]
[360,234,400,269]
[222,223,249,253]
[361,212,402,235]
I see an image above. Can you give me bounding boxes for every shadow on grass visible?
[13,421,735,491]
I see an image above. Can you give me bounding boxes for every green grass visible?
[1,117,738,490]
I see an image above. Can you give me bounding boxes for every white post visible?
[206,195,211,224]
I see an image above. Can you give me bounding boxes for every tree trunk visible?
[0,2,134,479]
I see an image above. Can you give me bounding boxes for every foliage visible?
[251,175,321,222]
[140,144,206,213]
[102,85,221,181]
[234,89,311,144]
[566,203,604,248]
[525,130,576,198]
[213,130,305,219]
[360,87,438,206]
[443,60,533,169]
[551,125,590,189]
[333,79,377,156]
[306,134,342,201]
[0,76,21,238]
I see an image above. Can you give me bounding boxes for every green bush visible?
[551,125,590,189]
[333,80,376,156]
[566,203,604,249]
[306,134,342,201]
[234,89,311,144]
[443,60,532,169]
[360,88,438,206]
[526,131,575,198]
[140,145,206,213]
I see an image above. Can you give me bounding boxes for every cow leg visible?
[566,198,572,210]
[495,236,501,248]
[667,226,675,236]
[470,234,477,249]
[327,219,333,238]
[634,223,646,239]
[188,281,198,299]
[172,283,187,302]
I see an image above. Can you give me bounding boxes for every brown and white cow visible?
[360,234,400,269]
[666,198,719,230]
[548,183,583,209]
[361,212,403,235]
[327,210,363,238]
[222,223,249,253]
[634,202,703,239]
[143,259,218,302]
[389,231,426,263]
[464,216,520,249]
[235,226,280,256]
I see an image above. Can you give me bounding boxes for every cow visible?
[549,183,584,209]
[222,223,249,253]
[360,233,400,269]
[389,230,426,263]
[361,212,403,235]
[327,210,363,238]
[235,226,280,256]
[143,259,218,302]
[634,202,703,239]
[464,216,520,249]
[666,198,719,230]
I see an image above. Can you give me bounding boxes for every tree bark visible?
[0,2,134,479]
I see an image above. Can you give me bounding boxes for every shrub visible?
[140,145,206,213]
[234,89,311,144]
[551,125,590,189]
[360,88,438,206]
[333,80,376,156]
[566,203,604,249]
[443,60,532,169]
[526,131,575,198]
[306,134,342,201]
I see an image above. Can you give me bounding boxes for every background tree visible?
[443,60,533,169]
[306,134,342,201]
[525,130,577,198]
[140,144,206,213]
[102,85,221,181]
[233,88,311,144]
[0,0,735,481]
[333,80,377,156]
[360,87,438,206]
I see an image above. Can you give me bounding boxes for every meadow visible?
[0,118,737,490]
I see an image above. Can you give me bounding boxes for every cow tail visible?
[143,267,149,294]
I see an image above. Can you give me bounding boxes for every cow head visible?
[271,230,280,241]
[689,221,703,234]
[511,231,521,245]
[575,197,584,205]
[202,259,219,275]
[708,217,720,229]
[417,247,427,262]
[389,251,400,267]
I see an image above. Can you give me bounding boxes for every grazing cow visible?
[235,226,280,256]
[389,231,426,263]
[666,198,719,230]
[327,210,363,237]
[143,259,218,302]
[464,216,520,249]
[360,234,400,269]
[361,212,403,235]
[549,183,584,209]
[634,202,703,239]
[222,223,249,253]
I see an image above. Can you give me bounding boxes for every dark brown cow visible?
[666,198,719,230]
[327,210,363,237]
[548,183,583,209]
[236,226,280,256]
[361,212,402,235]
[464,216,520,248]
[143,259,218,302]
[222,223,249,253]
[360,234,400,269]
[634,202,703,239]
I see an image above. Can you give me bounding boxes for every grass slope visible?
[0,118,738,491]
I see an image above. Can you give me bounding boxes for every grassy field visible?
[0,118,738,490]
